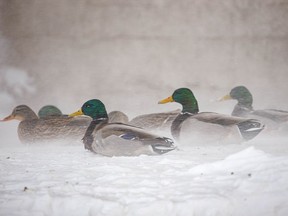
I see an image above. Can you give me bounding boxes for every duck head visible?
[158,88,199,114]
[38,105,62,118]
[220,86,253,107]
[1,105,38,122]
[69,99,108,120]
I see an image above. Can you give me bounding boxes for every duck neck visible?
[26,111,38,120]
[83,118,108,151]
[91,110,108,120]
[237,97,253,110]
[181,99,199,114]
[86,117,108,135]
[20,109,38,121]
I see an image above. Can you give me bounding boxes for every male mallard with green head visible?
[38,105,63,118]
[159,88,264,144]
[38,105,129,123]
[220,86,288,131]
[69,99,176,157]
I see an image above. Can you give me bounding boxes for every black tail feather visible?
[151,137,176,154]
[237,120,264,141]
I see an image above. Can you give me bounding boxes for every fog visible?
[1,0,288,119]
[1,1,288,215]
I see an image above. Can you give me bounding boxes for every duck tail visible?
[237,119,265,141]
[152,137,176,154]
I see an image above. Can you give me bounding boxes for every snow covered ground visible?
[1,131,288,216]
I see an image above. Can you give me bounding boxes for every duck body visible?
[2,105,91,144]
[129,110,180,131]
[85,120,175,157]
[171,112,263,145]
[108,111,129,124]
[159,88,264,145]
[221,86,288,132]
[70,99,176,157]
[17,116,90,144]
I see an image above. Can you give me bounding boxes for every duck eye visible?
[86,105,90,108]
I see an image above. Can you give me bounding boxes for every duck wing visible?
[193,112,264,141]
[91,123,176,156]
[129,110,180,130]
[172,112,264,143]
[252,109,288,123]
[108,111,129,124]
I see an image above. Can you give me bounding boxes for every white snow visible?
[1,135,288,216]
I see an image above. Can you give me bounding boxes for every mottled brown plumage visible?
[2,105,130,144]
[2,105,91,144]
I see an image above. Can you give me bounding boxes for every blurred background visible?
[1,0,288,141]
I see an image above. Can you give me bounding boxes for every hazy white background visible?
[0,1,288,215]
[1,0,288,117]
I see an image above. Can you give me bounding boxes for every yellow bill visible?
[69,109,83,117]
[158,96,174,104]
[218,94,232,102]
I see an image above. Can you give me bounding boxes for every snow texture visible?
[1,137,288,216]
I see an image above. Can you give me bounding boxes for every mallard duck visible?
[69,99,176,157]
[1,105,91,144]
[158,88,264,144]
[129,109,180,131]
[220,86,288,131]
[38,105,128,123]
[38,105,63,118]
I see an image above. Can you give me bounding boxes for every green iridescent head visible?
[38,105,62,118]
[229,86,253,106]
[159,88,199,113]
[70,99,108,120]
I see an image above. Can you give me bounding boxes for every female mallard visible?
[1,105,91,144]
[158,88,264,144]
[69,99,176,157]
[220,86,288,131]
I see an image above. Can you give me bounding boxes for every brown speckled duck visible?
[1,105,91,144]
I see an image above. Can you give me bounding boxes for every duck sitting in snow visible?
[2,104,130,144]
[158,88,264,144]
[220,86,288,132]
[1,105,91,144]
[69,99,176,157]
